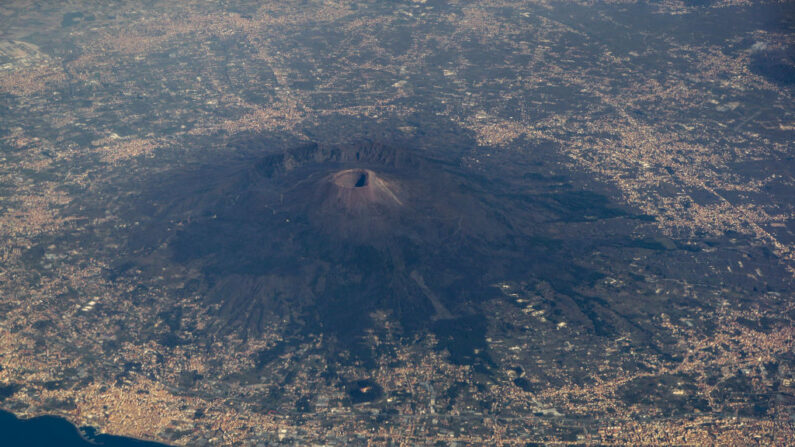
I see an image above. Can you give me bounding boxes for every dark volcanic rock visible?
[750,44,795,86]
[109,139,636,362]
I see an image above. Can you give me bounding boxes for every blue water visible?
[0,409,170,447]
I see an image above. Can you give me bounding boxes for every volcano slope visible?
[111,140,656,364]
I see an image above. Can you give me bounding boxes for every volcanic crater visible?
[314,167,403,233]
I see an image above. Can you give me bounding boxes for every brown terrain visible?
[0,0,792,445]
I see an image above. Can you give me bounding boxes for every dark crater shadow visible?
[106,138,641,366]
[346,379,384,404]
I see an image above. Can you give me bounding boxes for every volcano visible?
[324,168,403,212]
[113,140,631,359]
[310,168,403,239]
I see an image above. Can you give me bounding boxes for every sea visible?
[0,409,170,447]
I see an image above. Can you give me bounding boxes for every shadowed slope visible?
[108,139,652,366]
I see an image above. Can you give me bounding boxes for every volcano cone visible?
[114,140,633,361]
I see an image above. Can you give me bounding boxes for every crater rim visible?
[332,169,372,189]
